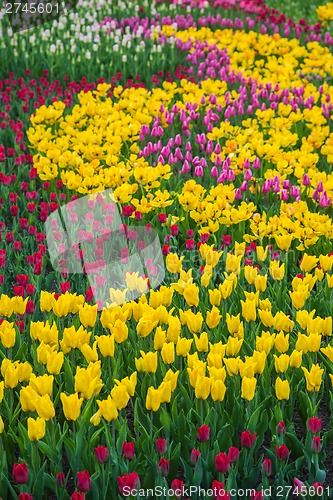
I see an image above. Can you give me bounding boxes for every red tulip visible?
[12,462,28,484]
[155,438,167,455]
[94,446,109,463]
[158,458,170,477]
[77,471,91,492]
[18,494,32,500]
[122,441,135,460]
[241,430,257,448]
[276,444,290,461]
[308,417,322,434]
[215,452,230,473]
[190,448,201,465]
[197,425,210,442]
[311,436,321,453]
[170,479,184,498]
[227,446,240,463]
[261,458,272,477]
[117,472,140,494]
[277,421,286,436]
[56,472,65,487]
[71,493,85,500]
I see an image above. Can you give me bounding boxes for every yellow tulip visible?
[241,299,256,322]
[274,354,290,373]
[110,319,128,343]
[195,375,211,400]
[35,394,55,420]
[274,332,289,353]
[111,384,130,410]
[206,307,222,329]
[46,352,64,375]
[300,254,318,273]
[193,332,209,352]
[154,327,166,350]
[211,379,226,402]
[241,377,257,401]
[96,335,115,357]
[135,351,157,373]
[269,261,285,281]
[28,417,46,441]
[302,365,324,392]
[183,284,199,307]
[176,337,193,357]
[290,350,303,368]
[275,377,290,400]
[161,343,175,364]
[146,387,160,411]
[60,393,83,421]
[208,289,221,307]
[97,396,119,421]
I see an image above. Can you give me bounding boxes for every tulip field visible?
[3,0,333,498]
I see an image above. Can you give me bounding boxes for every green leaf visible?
[38,441,62,469]
[32,462,46,500]
[192,457,203,486]
[159,407,172,438]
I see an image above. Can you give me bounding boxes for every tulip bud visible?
[158,458,169,477]
[276,444,290,461]
[215,452,230,473]
[227,446,240,463]
[56,472,66,487]
[190,448,201,466]
[308,417,322,434]
[311,436,321,453]
[94,446,109,463]
[77,470,91,492]
[241,430,257,448]
[277,421,286,436]
[12,462,28,484]
[155,438,167,455]
[197,425,210,442]
[261,458,272,477]
[122,441,135,460]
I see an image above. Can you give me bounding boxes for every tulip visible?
[241,376,257,401]
[77,470,91,492]
[95,446,109,463]
[308,417,322,434]
[158,458,169,477]
[262,458,272,477]
[241,430,257,448]
[117,472,140,494]
[301,365,324,392]
[56,472,66,487]
[274,422,286,439]
[294,478,306,494]
[12,462,28,484]
[190,448,201,465]
[60,393,83,421]
[197,425,210,442]
[122,441,135,460]
[155,438,167,455]
[97,396,118,421]
[276,444,290,461]
[18,494,33,500]
[27,417,46,441]
[228,447,240,463]
[275,377,290,400]
[311,436,321,453]
[215,452,230,473]
[71,492,85,500]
